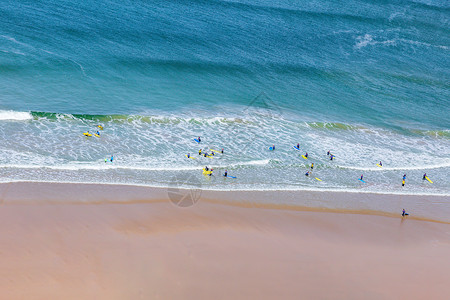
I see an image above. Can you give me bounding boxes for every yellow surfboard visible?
[302,155,308,159]
[94,134,100,137]
[83,132,92,137]
[210,149,221,153]
[376,164,382,168]
[185,155,196,160]
[97,125,103,130]
[315,177,322,181]
[202,168,212,175]
[425,176,433,183]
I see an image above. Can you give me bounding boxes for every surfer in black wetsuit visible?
[379,161,382,166]
[327,150,330,156]
[360,174,363,180]
[224,170,228,177]
[187,153,190,158]
[205,166,209,171]
[330,154,334,161]
[423,173,427,180]
[198,137,201,142]
[305,171,310,176]
[305,152,308,158]
[402,209,408,217]
[221,148,224,154]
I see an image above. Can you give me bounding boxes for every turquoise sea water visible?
[0,0,449,194]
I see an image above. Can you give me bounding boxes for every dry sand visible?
[0,196,449,300]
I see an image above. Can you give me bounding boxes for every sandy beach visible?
[0,182,449,299]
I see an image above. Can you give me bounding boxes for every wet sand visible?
[0,182,449,299]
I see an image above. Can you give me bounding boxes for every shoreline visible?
[1,181,449,223]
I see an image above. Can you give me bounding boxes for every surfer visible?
[187,153,190,158]
[224,170,228,177]
[360,174,363,180]
[110,155,114,163]
[104,158,107,163]
[272,144,275,150]
[297,143,300,149]
[403,174,406,180]
[205,166,209,171]
[311,163,314,170]
[330,154,334,161]
[327,150,330,156]
[199,149,202,155]
[305,152,308,158]
[402,209,408,217]
[198,137,201,142]
[221,148,224,154]
[305,171,310,176]
[204,153,208,157]
[379,161,382,166]
[423,173,426,180]
[96,131,100,136]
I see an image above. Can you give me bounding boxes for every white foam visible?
[0,110,32,121]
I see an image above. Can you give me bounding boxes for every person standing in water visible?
[224,170,228,177]
[423,173,427,180]
[402,209,408,217]
[311,163,314,170]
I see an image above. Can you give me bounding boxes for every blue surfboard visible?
[194,138,200,143]
[269,147,275,151]
[293,146,300,151]
[358,179,366,183]
[224,175,237,178]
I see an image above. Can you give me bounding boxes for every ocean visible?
[1,0,449,195]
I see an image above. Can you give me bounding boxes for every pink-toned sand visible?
[0,199,449,300]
